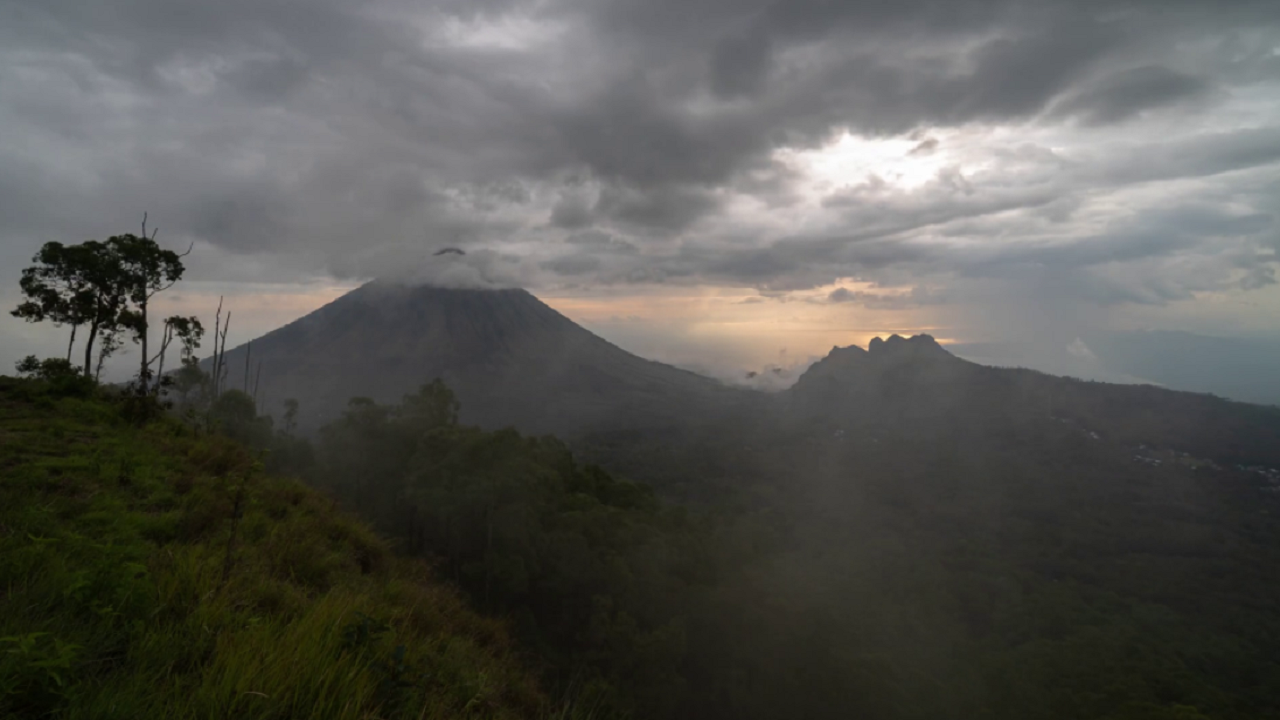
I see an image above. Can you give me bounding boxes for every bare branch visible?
[147,318,176,366]
[153,321,176,393]
[219,312,231,395]
[212,297,223,397]
[141,211,159,240]
[253,362,262,409]
[148,278,181,299]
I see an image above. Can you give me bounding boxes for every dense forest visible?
[297,375,1280,720]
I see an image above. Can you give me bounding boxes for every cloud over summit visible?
[1,0,1279,373]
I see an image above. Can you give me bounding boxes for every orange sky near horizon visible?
[144,279,950,377]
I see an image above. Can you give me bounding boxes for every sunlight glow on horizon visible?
[539,280,946,375]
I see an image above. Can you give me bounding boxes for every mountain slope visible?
[212,282,752,436]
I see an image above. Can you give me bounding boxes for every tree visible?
[94,327,125,382]
[210,389,272,446]
[282,398,300,435]
[14,355,96,396]
[209,297,232,398]
[171,357,211,411]
[11,218,195,385]
[11,243,85,363]
[110,216,191,393]
[11,240,128,377]
[149,315,204,394]
[14,355,78,382]
[398,378,460,431]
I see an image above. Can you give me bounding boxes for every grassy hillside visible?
[0,377,546,720]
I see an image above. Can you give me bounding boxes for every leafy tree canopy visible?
[10,227,199,388]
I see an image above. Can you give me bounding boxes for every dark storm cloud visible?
[563,231,638,254]
[1090,127,1280,185]
[595,184,722,231]
[542,254,602,276]
[549,195,596,229]
[222,56,312,102]
[827,287,859,303]
[824,284,950,309]
[909,138,940,156]
[708,27,773,99]
[947,204,1279,304]
[0,0,1278,304]
[1051,66,1214,125]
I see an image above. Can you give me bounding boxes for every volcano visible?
[211,282,751,435]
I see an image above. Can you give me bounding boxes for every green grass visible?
[0,377,549,719]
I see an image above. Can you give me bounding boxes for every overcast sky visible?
[3,0,1279,385]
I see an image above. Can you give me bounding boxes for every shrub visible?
[13,356,96,398]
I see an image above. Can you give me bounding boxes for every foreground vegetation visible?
[0,377,546,719]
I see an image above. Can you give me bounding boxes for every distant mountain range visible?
[206,282,1280,477]
[785,332,1280,468]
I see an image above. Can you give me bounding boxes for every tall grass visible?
[0,378,553,719]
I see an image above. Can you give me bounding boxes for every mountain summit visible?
[791,333,965,391]
[213,282,746,435]
[783,333,1280,467]
[867,333,951,359]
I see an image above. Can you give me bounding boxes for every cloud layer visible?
[2,0,1279,377]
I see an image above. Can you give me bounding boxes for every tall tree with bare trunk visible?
[112,214,192,393]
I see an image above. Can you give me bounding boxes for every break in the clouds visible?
[2,0,1280,380]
